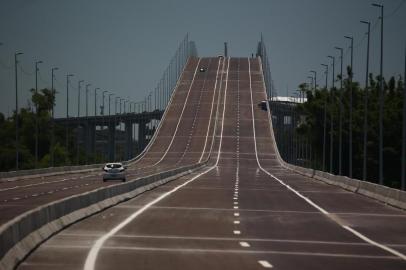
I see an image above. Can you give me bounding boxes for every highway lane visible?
[17,57,406,270]
[0,57,223,226]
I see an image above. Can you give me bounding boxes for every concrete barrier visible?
[264,101,406,212]
[271,129,406,210]
[0,162,206,270]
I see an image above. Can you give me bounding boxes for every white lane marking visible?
[152,59,202,166]
[234,206,239,209]
[199,57,224,162]
[233,230,241,235]
[234,213,240,217]
[234,220,240,224]
[240,241,250,248]
[258,260,273,268]
[343,225,406,260]
[248,58,406,261]
[84,58,231,270]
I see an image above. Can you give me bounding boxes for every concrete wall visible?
[0,162,206,270]
[266,102,406,211]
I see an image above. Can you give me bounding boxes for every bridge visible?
[1,46,406,270]
[54,110,163,161]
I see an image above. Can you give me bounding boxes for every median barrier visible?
[0,161,206,270]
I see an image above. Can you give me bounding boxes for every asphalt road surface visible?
[14,58,406,269]
[0,56,222,225]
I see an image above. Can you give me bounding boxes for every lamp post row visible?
[305,3,405,189]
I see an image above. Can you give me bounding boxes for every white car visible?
[103,163,127,182]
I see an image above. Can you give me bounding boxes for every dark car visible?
[103,163,127,182]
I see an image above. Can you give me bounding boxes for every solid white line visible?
[249,58,406,261]
[258,260,273,268]
[84,58,231,270]
[152,59,202,166]
[198,57,224,163]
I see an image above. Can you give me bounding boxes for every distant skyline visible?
[0,0,405,118]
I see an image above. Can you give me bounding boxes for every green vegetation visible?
[296,71,405,188]
[1,88,78,171]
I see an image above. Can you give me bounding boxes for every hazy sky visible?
[0,0,405,118]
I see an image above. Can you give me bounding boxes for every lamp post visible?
[102,90,108,115]
[310,70,317,91]
[361,20,371,181]
[50,67,58,167]
[94,88,100,116]
[15,52,23,170]
[108,94,114,116]
[321,64,328,172]
[344,35,354,178]
[85,84,91,118]
[334,46,343,175]
[402,43,406,190]
[77,80,84,165]
[327,55,335,173]
[372,3,384,185]
[34,60,43,168]
[66,74,74,159]
[307,76,314,92]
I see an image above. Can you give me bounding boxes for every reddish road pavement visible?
[14,58,406,270]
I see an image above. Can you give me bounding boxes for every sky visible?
[0,0,405,118]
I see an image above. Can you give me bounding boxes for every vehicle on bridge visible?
[102,163,127,182]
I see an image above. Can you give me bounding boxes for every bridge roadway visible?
[8,58,406,269]
[0,56,221,225]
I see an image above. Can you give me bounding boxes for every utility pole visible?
[321,64,328,172]
[335,46,343,175]
[328,55,335,174]
[345,35,354,178]
[34,60,43,168]
[372,3,384,185]
[50,67,58,167]
[15,52,23,170]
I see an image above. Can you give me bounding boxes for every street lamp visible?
[345,35,354,178]
[361,20,371,181]
[66,74,74,155]
[85,84,91,117]
[108,93,114,116]
[334,46,343,176]
[321,64,328,172]
[77,80,84,165]
[94,88,100,116]
[372,3,384,185]
[307,76,313,92]
[15,52,23,170]
[35,60,43,168]
[50,67,59,167]
[102,90,108,115]
[310,70,316,91]
[327,55,335,174]
[78,80,84,118]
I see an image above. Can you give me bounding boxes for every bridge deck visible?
[7,57,406,270]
